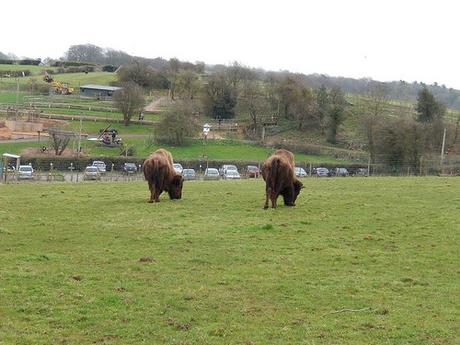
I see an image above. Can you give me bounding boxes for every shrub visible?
[103,65,117,72]
[155,101,199,146]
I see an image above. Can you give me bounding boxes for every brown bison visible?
[262,149,304,209]
[143,149,183,202]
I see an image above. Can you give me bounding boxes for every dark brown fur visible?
[262,149,303,209]
[143,149,183,203]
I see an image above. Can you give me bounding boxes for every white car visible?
[219,164,238,176]
[92,161,107,173]
[18,165,34,179]
[173,163,183,174]
[295,167,307,177]
[223,170,241,179]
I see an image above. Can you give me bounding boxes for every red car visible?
[246,165,260,178]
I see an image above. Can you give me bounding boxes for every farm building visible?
[79,84,121,99]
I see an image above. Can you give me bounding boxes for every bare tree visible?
[117,61,169,89]
[239,80,270,134]
[168,58,181,100]
[176,70,200,99]
[361,83,390,163]
[113,82,145,126]
[48,126,76,156]
[65,44,104,63]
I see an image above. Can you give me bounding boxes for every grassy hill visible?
[0,177,458,344]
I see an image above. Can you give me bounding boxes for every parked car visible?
[334,167,349,177]
[122,162,138,174]
[295,167,308,177]
[182,168,196,180]
[315,167,330,177]
[204,168,220,180]
[223,169,241,179]
[18,165,33,179]
[84,166,101,180]
[173,163,183,174]
[92,161,107,173]
[219,164,238,176]
[352,167,368,176]
[246,165,260,178]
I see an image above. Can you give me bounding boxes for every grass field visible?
[0,137,346,163]
[0,72,116,90]
[0,64,58,73]
[88,139,347,163]
[0,177,458,344]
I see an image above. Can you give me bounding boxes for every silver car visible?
[173,163,183,174]
[295,167,307,177]
[92,161,107,173]
[84,166,101,180]
[204,168,220,180]
[223,170,241,179]
[18,165,34,179]
[182,169,196,180]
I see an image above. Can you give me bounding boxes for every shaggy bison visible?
[143,149,183,202]
[262,149,304,209]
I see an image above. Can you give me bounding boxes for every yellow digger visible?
[43,72,74,95]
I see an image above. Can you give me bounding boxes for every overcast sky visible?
[2,0,459,88]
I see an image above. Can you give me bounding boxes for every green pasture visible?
[0,72,116,90]
[88,139,347,163]
[0,137,347,164]
[0,64,57,73]
[40,108,160,122]
[67,121,154,136]
[0,177,458,344]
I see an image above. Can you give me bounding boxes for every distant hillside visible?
[9,43,460,109]
[299,74,460,109]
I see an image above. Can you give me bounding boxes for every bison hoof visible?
[148,200,154,203]
[263,205,269,210]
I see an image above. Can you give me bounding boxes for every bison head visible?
[168,175,184,199]
[282,179,304,206]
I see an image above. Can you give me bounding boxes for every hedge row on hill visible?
[51,61,96,67]
[0,70,31,77]
[0,59,41,65]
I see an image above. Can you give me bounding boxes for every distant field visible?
[0,91,31,103]
[0,72,116,90]
[0,64,58,73]
[67,120,154,136]
[0,137,347,164]
[41,108,160,122]
[89,138,348,163]
[0,177,458,344]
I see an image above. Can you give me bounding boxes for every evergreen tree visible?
[415,87,445,122]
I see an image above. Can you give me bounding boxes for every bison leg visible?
[148,181,155,203]
[264,187,271,209]
[271,192,278,208]
[154,189,161,202]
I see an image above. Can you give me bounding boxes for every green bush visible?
[102,65,117,72]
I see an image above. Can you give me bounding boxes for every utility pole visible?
[15,78,19,116]
[440,128,447,174]
[77,115,82,158]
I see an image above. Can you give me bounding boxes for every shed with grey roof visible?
[79,84,122,99]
